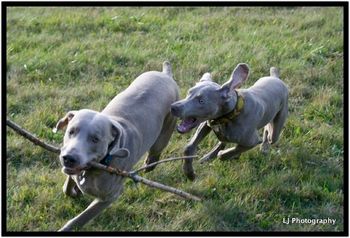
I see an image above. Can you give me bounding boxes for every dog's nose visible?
[62,155,78,167]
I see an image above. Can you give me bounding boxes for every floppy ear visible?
[199,72,213,82]
[219,63,249,101]
[109,120,130,159]
[53,111,77,133]
[221,63,249,90]
[111,148,130,159]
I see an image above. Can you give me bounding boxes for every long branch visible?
[6,119,60,154]
[6,118,201,201]
[89,161,201,201]
[131,155,197,174]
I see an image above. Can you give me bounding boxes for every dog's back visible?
[103,71,178,118]
[102,62,179,155]
[241,67,288,129]
[250,67,287,94]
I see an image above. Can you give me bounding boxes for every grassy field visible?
[6,6,344,232]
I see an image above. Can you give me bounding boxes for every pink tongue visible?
[177,118,196,133]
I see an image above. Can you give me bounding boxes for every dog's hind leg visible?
[218,144,254,161]
[270,104,288,144]
[143,113,177,172]
[218,130,260,160]
[260,123,273,154]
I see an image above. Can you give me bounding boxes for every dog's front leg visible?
[199,141,226,164]
[183,122,211,180]
[59,198,113,232]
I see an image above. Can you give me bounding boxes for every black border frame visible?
[2,1,348,236]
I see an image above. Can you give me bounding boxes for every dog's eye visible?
[68,129,75,136]
[91,136,99,143]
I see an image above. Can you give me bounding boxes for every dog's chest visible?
[72,170,122,200]
[210,124,229,141]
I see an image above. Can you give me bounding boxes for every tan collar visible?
[207,91,244,127]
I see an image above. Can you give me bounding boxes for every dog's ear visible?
[109,120,129,159]
[219,64,249,101]
[219,63,249,101]
[111,148,130,159]
[200,72,213,82]
[53,111,77,133]
[222,63,249,90]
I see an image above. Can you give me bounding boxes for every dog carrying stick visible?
[6,119,201,201]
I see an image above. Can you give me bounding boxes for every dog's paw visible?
[183,165,196,181]
[184,171,196,181]
[260,143,270,155]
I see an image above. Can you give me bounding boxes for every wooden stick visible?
[89,161,201,201]
[131,155,197,174]
[6,118,202,201]
[6,119,60,154]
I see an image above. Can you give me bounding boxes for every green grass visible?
[6,7,344,232]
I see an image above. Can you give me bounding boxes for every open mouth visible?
[177,117,200,133]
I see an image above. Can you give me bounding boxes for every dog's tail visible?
[162,61,173,77]
[270,67,280,78]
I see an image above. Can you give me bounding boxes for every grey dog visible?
[171,63,288,180]
[53,61,179,231]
